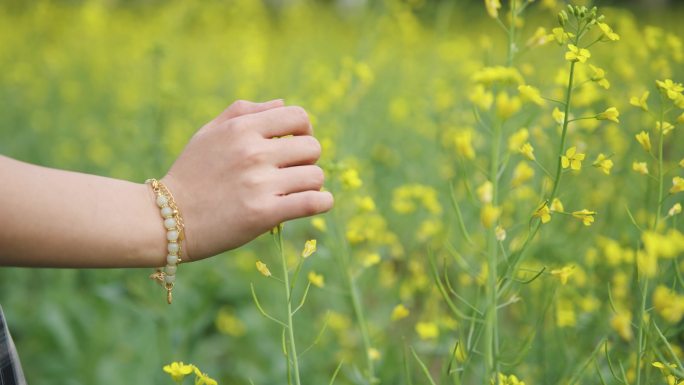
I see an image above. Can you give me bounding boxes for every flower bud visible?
[558,10,568,27]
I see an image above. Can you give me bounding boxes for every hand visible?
[161,100,333,261]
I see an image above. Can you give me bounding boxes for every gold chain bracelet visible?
[146,178,185,304]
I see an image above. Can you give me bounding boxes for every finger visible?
[270,136,321,167]
[214,99,284,123]
[246,106,313,138]
[273,165,325,195]
[274,191,334,222]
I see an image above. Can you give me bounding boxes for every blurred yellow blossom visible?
[611,311,633,341]
[495,91,522,119]
[653,285,684,324]
[368,348,381,361]
[481,204,501,228]
[308,271,324,288]
[552,27,573,45]
[495,225,506,241]
[511,162,535,187]
[633,161,649,175]
[340,168,362,190]
[678,112,684,124]
[565,44,591,63]
[362,252,381,268]
[556,300,576,328]
[518,85,546,106]
[391,304,410,321]
[215,308,247,337]
[669,203,682,217]
[552,107,565,124]
[593,153,614,175]
[597,107,619,123]
[629,91,649,111]
[589,65,610,89]
[477,181,494,203]
[656,121,675,135]
[454,130,477,159]
[526,27,551,48]
[519,142,536,161]
[311,217,327,232]
[572,209,596,226]
[508,128,529,152]
[550,198,564,212]
[256,261,272,277]
[484,0,501,18]
[469,84,494,110]
[671,177,684,194]
[355,196,376,212]
[551,266,574,285]
[561,146,585,170]
[302,239,317,258]
[493,372,526,385]
[415,322,439,340]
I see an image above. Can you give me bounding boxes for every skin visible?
[0,99,333,268]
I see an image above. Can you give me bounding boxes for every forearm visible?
[0,155,166,268]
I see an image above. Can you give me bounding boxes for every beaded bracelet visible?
[146,178,185,304]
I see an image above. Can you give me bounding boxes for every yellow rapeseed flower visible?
[635,131,651,152]
[629,91,649,111]
[671,176,684,194]
[656,79,684,101]
[565,44,591,63]
[477,181,494,204]
[307,271,325,288]
[311,217,327,232]
[653,285,684,324]
[340,168,362,190]
[391,304,410,321]
[302,239,317,258]
[163,362,195,382]
[256,260,272,277]
[511,161,535,187]
[508,128,529,152]
[495,91,522,119]
[597,22,620,41]
[656,121,675,135]
[518,85,546,106]
[596,107,619,123]
[593,153,614,175]
[484,0,502,18]
[678,112,684,124]
[572,209,596,226]
[193,367,218,385]
[519,142,536,161]
[551,27,574,45]
[481,204,501,228]
[611,311,633,341]
[533,202,552,224]
[469,84,494,110]
[680,159,684,168]
[589,65,610,89]
[368,348,381,361]
[362,252,381,267]
[669,203,682,217]
[552,107,565,124]
[415,322,439,340]
[633,161,649,175]
[454,130,477,160]
[526,27,551,48]
[550,198,564,213]
[561,146,585,170]
[551,265,574,285]
[495,225,507,241]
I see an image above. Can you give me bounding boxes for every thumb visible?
[214,99,285,122]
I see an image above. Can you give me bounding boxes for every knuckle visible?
[230,99,249,114]
[304,136,322,156]
[310,166,325,187]
[289,106,310,124]
[239,143,267,164]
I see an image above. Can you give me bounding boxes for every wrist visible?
[133,182,168,268]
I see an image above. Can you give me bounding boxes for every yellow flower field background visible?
[0,1,683,384]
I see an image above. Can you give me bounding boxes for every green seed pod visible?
[558,10,568,27]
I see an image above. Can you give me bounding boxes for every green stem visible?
[635,278,648,385]
[485,123,502,380]
[277,230,302,385]
[654,102,666,228]
[549,60,576,201]
[346,263,376,383]
[507,0,517,66]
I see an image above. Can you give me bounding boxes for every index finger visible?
[244,106,313,138]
